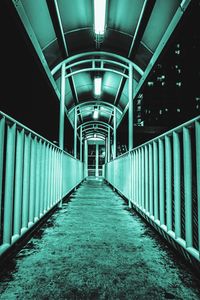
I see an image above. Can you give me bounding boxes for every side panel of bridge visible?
[0,111,85,257]
[104,116,200,271]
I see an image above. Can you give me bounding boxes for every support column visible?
[95,143,99,177]
[84,139,88,178]
[59,63,65,150]
[105,137,108,163]
[74,107,77,159]
[107,127,111,163]
[128,63,133,151]
[80,126,83,162]
[113,107,117,159]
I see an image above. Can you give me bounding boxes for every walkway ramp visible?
[0,179,200,299]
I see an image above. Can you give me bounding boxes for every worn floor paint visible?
[0,178,200,299]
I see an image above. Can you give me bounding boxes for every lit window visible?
[176,82,182,87]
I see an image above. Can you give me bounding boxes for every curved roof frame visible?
[69,100,122,115]
[78,120,113,131]
[51,51,144,77]
[85,134,105,141]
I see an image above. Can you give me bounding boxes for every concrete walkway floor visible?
[0,178,200,300]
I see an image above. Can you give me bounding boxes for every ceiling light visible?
[93,108,99,119]
[94,77,102,96]
[94,0,106,35]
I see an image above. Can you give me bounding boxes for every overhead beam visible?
[111,0,156,115]
[11,0,60,100]
[46,0,80,114]
[117,0,192,128]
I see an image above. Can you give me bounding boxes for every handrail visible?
[0,111,84,257]
[104,115,200,266]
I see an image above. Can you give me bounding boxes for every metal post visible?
[29,136,37,225]
[113,107,117,159]
[195,121,200,257]
[144,145,149,212]
[80,126,83,162]
[149,143,153,216]
[159,139,165,226]
[74,107,77,159]
[3,124,16,244]
[13,129,24,236]
[0,117,5,236]
[84,139,88,178]
[108,127,111,162]
[128,63,133,151]
[59,63,65,150]
[141,148,145,209]
[173,132,181,239]
[95,143,99,177]
[165,136,172,231]
[153,141,159,220]
[105,137,108,163]
[22,133,31,229]
[183,127,193,247]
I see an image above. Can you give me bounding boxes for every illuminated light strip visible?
[94,77,102,96]
[94,0,106,35]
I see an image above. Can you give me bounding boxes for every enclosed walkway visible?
[0,179,200,300]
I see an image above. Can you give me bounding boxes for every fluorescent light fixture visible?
[94,77,102,96]
[94,0,106,35]
[93,108,99,119]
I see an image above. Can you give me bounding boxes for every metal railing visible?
[104,116,200,262]
[0,111,84,256]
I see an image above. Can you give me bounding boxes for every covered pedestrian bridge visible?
[0,0,200,298]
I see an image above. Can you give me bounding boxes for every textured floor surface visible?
[0,178,200,300]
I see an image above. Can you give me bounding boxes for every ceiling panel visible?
[21,0,56,49]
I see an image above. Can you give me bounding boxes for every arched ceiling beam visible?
[82,127,108,134]
[86,134,105,141]
[82,124,110,131]
[77,120,113,131]
[51,51,144,77]
[68,100,122,115]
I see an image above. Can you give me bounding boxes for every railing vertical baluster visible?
[52,149,56,204]
[133,152,136,204]
[139,149,143,209]
[22,133,31,229]
[13,129,24,236]
[149,143,153,216]
[48,146,53,208]
[195,121,200,256]
[141,148,145,210]
[3,124,16,244]
[129,153,133,205]
[165,136,172,231]
[138,150,141,207]
[159,139,165,225]
[183,127,193,247]
[137,150,140,206]
[173,132,181,239]
[59,151,63,201]
[35,140,42,221]
[29,137,37,225]
[44,144,49,213]
[145,145,149,213]
[39,142,45,216]
[153,141,159,220]
[135,151,138,205]
[0,117,5,239]
[55,150,59,202]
